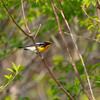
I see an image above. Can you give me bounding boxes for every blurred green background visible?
[0,0,100,100]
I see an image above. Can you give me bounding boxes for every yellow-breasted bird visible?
[19,41,53,53]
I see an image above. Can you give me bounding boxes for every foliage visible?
[50,55,100,99]
[0,62,24,92]
[78,0,100,39]
[18,97,30,100]
[0,0,100,99]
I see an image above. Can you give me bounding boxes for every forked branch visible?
[55,0,95,100]
[82,4,100,23]
[50,0,92,100]
[1,0,74,99]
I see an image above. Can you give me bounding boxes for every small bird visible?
[19,41,53,53]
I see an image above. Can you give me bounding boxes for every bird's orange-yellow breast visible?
[38,44,51,52]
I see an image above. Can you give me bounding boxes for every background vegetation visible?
[0,0,100,100]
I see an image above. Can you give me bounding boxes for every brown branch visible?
[2,9,22,53]
[34,24,41,39]
[82,4,100,23]
[56,1,95,100]
[1,0,73,99]
[21,0,31,34]
[64,32,100,44]
[50,0,92,100]
[21,0,41,39]
[95,0,100,9]
[20,0,73,98]
[10,0,24,10]
[95,0,100,28]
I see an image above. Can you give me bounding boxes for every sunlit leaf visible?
[7,68,14,73]
[12,62,18,73]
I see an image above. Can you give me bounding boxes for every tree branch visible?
[95,0,100,28]
[0,72,18,92]
[21,0,31,34]
[55,0,95,100]
[82,4,100,23]
[50,0,92,100]
[1,0,73,99]
[21,0,41,39]
[34,24,41,39]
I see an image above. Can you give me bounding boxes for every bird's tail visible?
[18,47,28,50]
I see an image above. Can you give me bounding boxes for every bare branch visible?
[21,0,41,39]
[82,4,100,23]
[50,0,92,100]
[95,0,100,9]
[21,0,31,34]
[56,1,95,100]
[10,0,24,10]
[95,0,100,28]
[64,32,100,43]
[8,9,22,40]
[34,24,41,39]
[1,0,73,99]
[2,9,22,53]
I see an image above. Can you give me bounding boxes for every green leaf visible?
[5,96,12,100]
[4,75,10,80]
[74,78,80,86]
[94,76,100,86]
[36,0,39,3]
[91,0,96,6]
[53,97,60,100]
[16,74,22,80]
[97,34,100,38]
[92,16,99,21]
[7,68,14,73]
[0,86,3,90]
[87,24,94,31]
[73,86,80,95]
[12,62,18,73]
[49,78,57,86]
[83,0,91,7]
[90,28,95,34]
[52,65,58,72]
[9,74,13,80]
[17,65,24,72]
[92,63,100,69]
[4,74,13,80]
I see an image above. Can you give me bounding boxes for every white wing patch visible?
[26,46,37,52]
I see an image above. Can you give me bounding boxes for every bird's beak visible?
[51,43,54,45]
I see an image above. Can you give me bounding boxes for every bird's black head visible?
[40,41,52,47]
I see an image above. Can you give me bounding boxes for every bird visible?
[19,41,53,54]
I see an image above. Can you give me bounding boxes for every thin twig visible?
[64,32,100,43]
[82,4,100,23]
[8,9,22,40]
[34,24,41,39]
[56,1,95,100]
[1,0,74,99]
[20,0,73,98]
[10,0,23,10]
[21,0,41,38]
[2,9,22,52]
[50,0,92,100]
[0,73,18,92]
[95,0,100,28]
[21,0,31,34]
